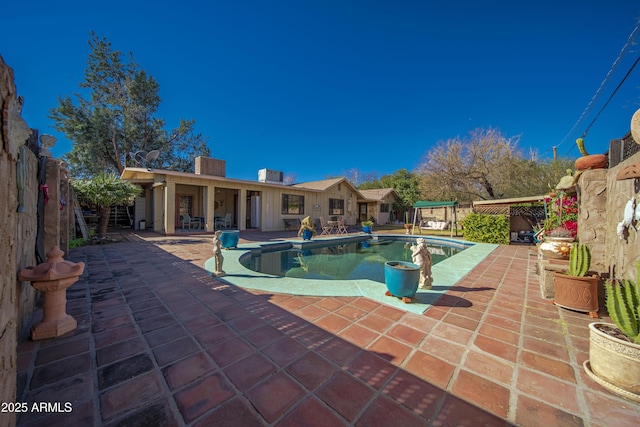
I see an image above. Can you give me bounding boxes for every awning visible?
[413,201,457,208]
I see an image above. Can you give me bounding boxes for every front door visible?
[358,203,368,222]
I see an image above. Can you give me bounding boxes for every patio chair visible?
[336,217,348,234]
[319,217,333,235]
[215,213,232,229]
[181,213,201,230]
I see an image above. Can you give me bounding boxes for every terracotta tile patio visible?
[14,230,640,426]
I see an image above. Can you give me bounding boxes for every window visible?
[380,203,390,213]
[282,194,305,214]
[329,198,344,215]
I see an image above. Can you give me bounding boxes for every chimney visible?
[195,157,226,177]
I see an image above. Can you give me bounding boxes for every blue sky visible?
[3,1,640,183]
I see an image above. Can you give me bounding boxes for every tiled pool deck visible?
[14,229,640,426]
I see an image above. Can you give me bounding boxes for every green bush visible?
[461,213,510,244]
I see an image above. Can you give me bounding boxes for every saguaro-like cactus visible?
[568,243,591,277]
[605,261,640,344]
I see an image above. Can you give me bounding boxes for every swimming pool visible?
[205,234,498,314]
[240,237,464,282]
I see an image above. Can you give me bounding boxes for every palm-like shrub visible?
[72,172,141,238]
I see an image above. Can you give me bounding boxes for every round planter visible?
[585,322,640,402]
[301,229,313,240]
[219,230,239,249]
[552,272,599,315]
[575,154,607,171]
[539,237,574,259]
[384,261,420,303]
[362,225,372,234]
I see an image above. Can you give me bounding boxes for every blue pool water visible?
[240,238,464,283]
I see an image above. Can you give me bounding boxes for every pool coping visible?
[205,234,499,314]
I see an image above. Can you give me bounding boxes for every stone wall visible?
[577,151,640,282]
[604,152,640,282]
[0,55,34,427]
[1,55,70,425]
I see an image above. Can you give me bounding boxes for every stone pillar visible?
[43,157,60,255]
[577,169,607,274]
[59,164,70,256]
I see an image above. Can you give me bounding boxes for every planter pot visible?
[584,322,640,402]
[301,229,313,240]
[539,237,574,259]
[404,224,412,235]
[362,225,372,234]
[552,272,599,316]
[575,154,607,171]
[219,230,240,249]
[384,261,420,303]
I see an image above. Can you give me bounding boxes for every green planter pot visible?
[220,230,239,249]
[384,261,420,303]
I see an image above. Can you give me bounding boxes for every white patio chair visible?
[215,213,232,229]
[181,213,201,230]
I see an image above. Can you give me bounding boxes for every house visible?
[120,157,364,234]
[357,188,400,224]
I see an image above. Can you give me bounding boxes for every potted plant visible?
[539,226,575,259]
[361,220,373,234]
[539,189,578,259]
[552,243,599,316]
[297,216,316,241]
[584,260,640,402]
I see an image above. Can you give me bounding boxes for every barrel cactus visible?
[568,243,591,277]
[605,260,640,343]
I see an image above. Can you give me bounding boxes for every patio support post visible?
[165,182,176,234]
[206,185,216,232]
[153,184,164,233]
[238,189,247,231]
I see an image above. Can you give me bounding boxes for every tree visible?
[72,173,142,238]
[380,169,421,210]
[50,32,210,177]
[416,128,574,203]
[343,169,378,187]
[359,169,421,211]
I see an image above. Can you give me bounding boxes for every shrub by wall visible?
[462,213,510,244]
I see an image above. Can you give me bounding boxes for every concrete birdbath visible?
[18,246,85,340]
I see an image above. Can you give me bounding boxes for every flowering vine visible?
[543,192,578,238]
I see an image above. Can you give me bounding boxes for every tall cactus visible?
[605,260,640,344]
[568,243,590,277]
